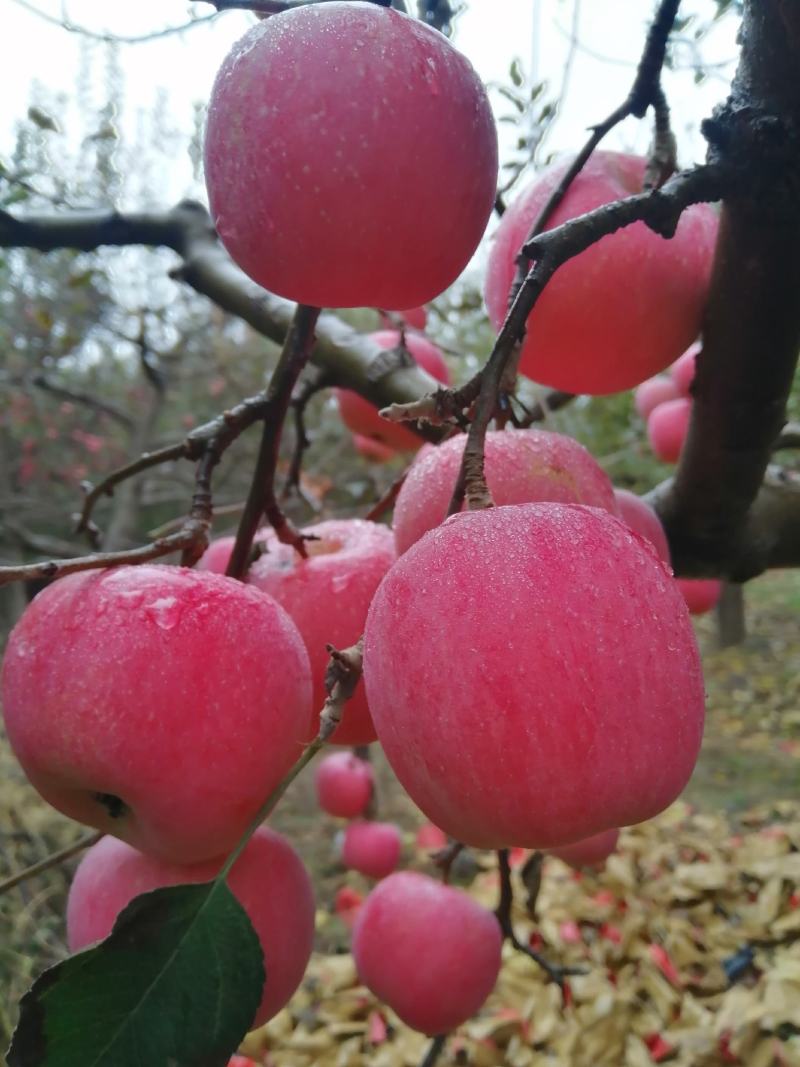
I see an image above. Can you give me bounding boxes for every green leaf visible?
[7,881,265,1067]
[509,57,525,88]
[27,107,61,133]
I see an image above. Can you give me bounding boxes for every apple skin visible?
[205,4,498,309]
[379,306,427,331]
[671,342,701,396]
[647,397,692,463]
[550,828,620,870]
[393,428,617,555]
[66,828,315,1028]
[196,534,236,574]
[335,331,450,452]
[613,488,671,565]
[342,821,402,880]
[0,566,311,863]
[364,504,705,850]
[247,519,396,745]
[315,751,374,818]
[484,152,718,394]
[352,871,502,1035]
[677,578,722,615]
[634,376,681,420]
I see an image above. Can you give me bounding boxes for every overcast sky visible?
[1,1,738,208]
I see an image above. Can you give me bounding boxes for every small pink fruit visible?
[196,534,236,574]
[393,428,617,555]
[670,342,700,396]
[364,504,705,849]
[1,566,311,863]
[647,397,692,464]
[205,4,498,308]
[335,331,450,452]
[484,151,717,394]
[67,828,315,1028]
[551,828,620,870]
[676,578,722,615]
[634,376,681,419]
[613,489,671,564]
[335,885,365,930]
[315,752,374,818]
[353,434,397,463]
[247,519,396,745]
[342,821,402,880]
[353,871,502,1034]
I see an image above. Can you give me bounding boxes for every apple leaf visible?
[7,881,265,1067]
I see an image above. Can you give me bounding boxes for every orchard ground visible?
[1,571,799,1063]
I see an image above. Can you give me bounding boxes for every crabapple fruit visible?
[315,752,374,818]
[364,504,705,850]
[634,376,681,420]
[484,152,718,394]
[648,397,692,463]
[352,871,502,1034]
[205,4,498,309]
[335,331,450,452]
[550,828,620,870]
[1,566,311,863]
[342,821,402,880]
[671,342,700,396]
[247,519,396,745]
[613,488,671,564]
[66,828,315,1028]
[392,428,617,555]
[677,578,722,615]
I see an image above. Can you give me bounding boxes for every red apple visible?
[364,504,705,849]
[550,828,620,870]
[205,4,498,309]
[335,331,450,452]
[613,488,671,564]
[379,306,427,331]
[634,376,681,419]
[247,519,396,745]
[353,434,397,463]
[1,566,311,863]
[66,828,315,1028]
[352,871,502,1034]
[315,751,374,818]
[647,397,692,463]
[335,885,365,930]
[393,428,617,555]
[671,342,700,396]
[196,534,236,574]
[676,578,722,615]
[342,821,402,880]
[484,152,718,394]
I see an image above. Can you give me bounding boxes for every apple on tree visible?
[315,751,374,819]
[647,396,692,464]
[342,821,402,880]
[0,565,312,863]
[378,306,427,331]
[550,828,620,870]
[365,503,705,850]
[335,330,450,452]
[393,427,618,555]
[671,342,701,396]
[677,577,723,615]
[634,376,681,420]
[205,2,498,309]
[352,871,502,1035]
[67,828,315,1028]
[484,151,718,394]
[613,488,671,564]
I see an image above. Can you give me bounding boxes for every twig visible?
[520,850,544,919]
[0,830,102,897]
[364,469,408,522]
[226,304,320,579]
[431,840,464,885]
[495,850,585,994]
[9,0,216,42]
[418,1033,447,1067]
[76,444,186,538]
[283,370,333,504]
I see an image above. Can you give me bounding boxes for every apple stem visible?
[418,1033,447,1067]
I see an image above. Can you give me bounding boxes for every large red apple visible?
[205,4,498,309]
[613,488,671,564]
[647,397,692,463]
[393,428,617,554]
[335,331,450,452]
[550,828,620,870]
[352,871,502,1034]
[66,828,315,1027]
[315,751,374,818]
[484,152,718,394]
[247,519,396,745]
[1,566,311,863]
[342,821,402,880]
[364,504,705,849]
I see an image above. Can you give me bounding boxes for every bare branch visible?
[28,374,135,430]
[9,0,216,43]
[0,830,103,898]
